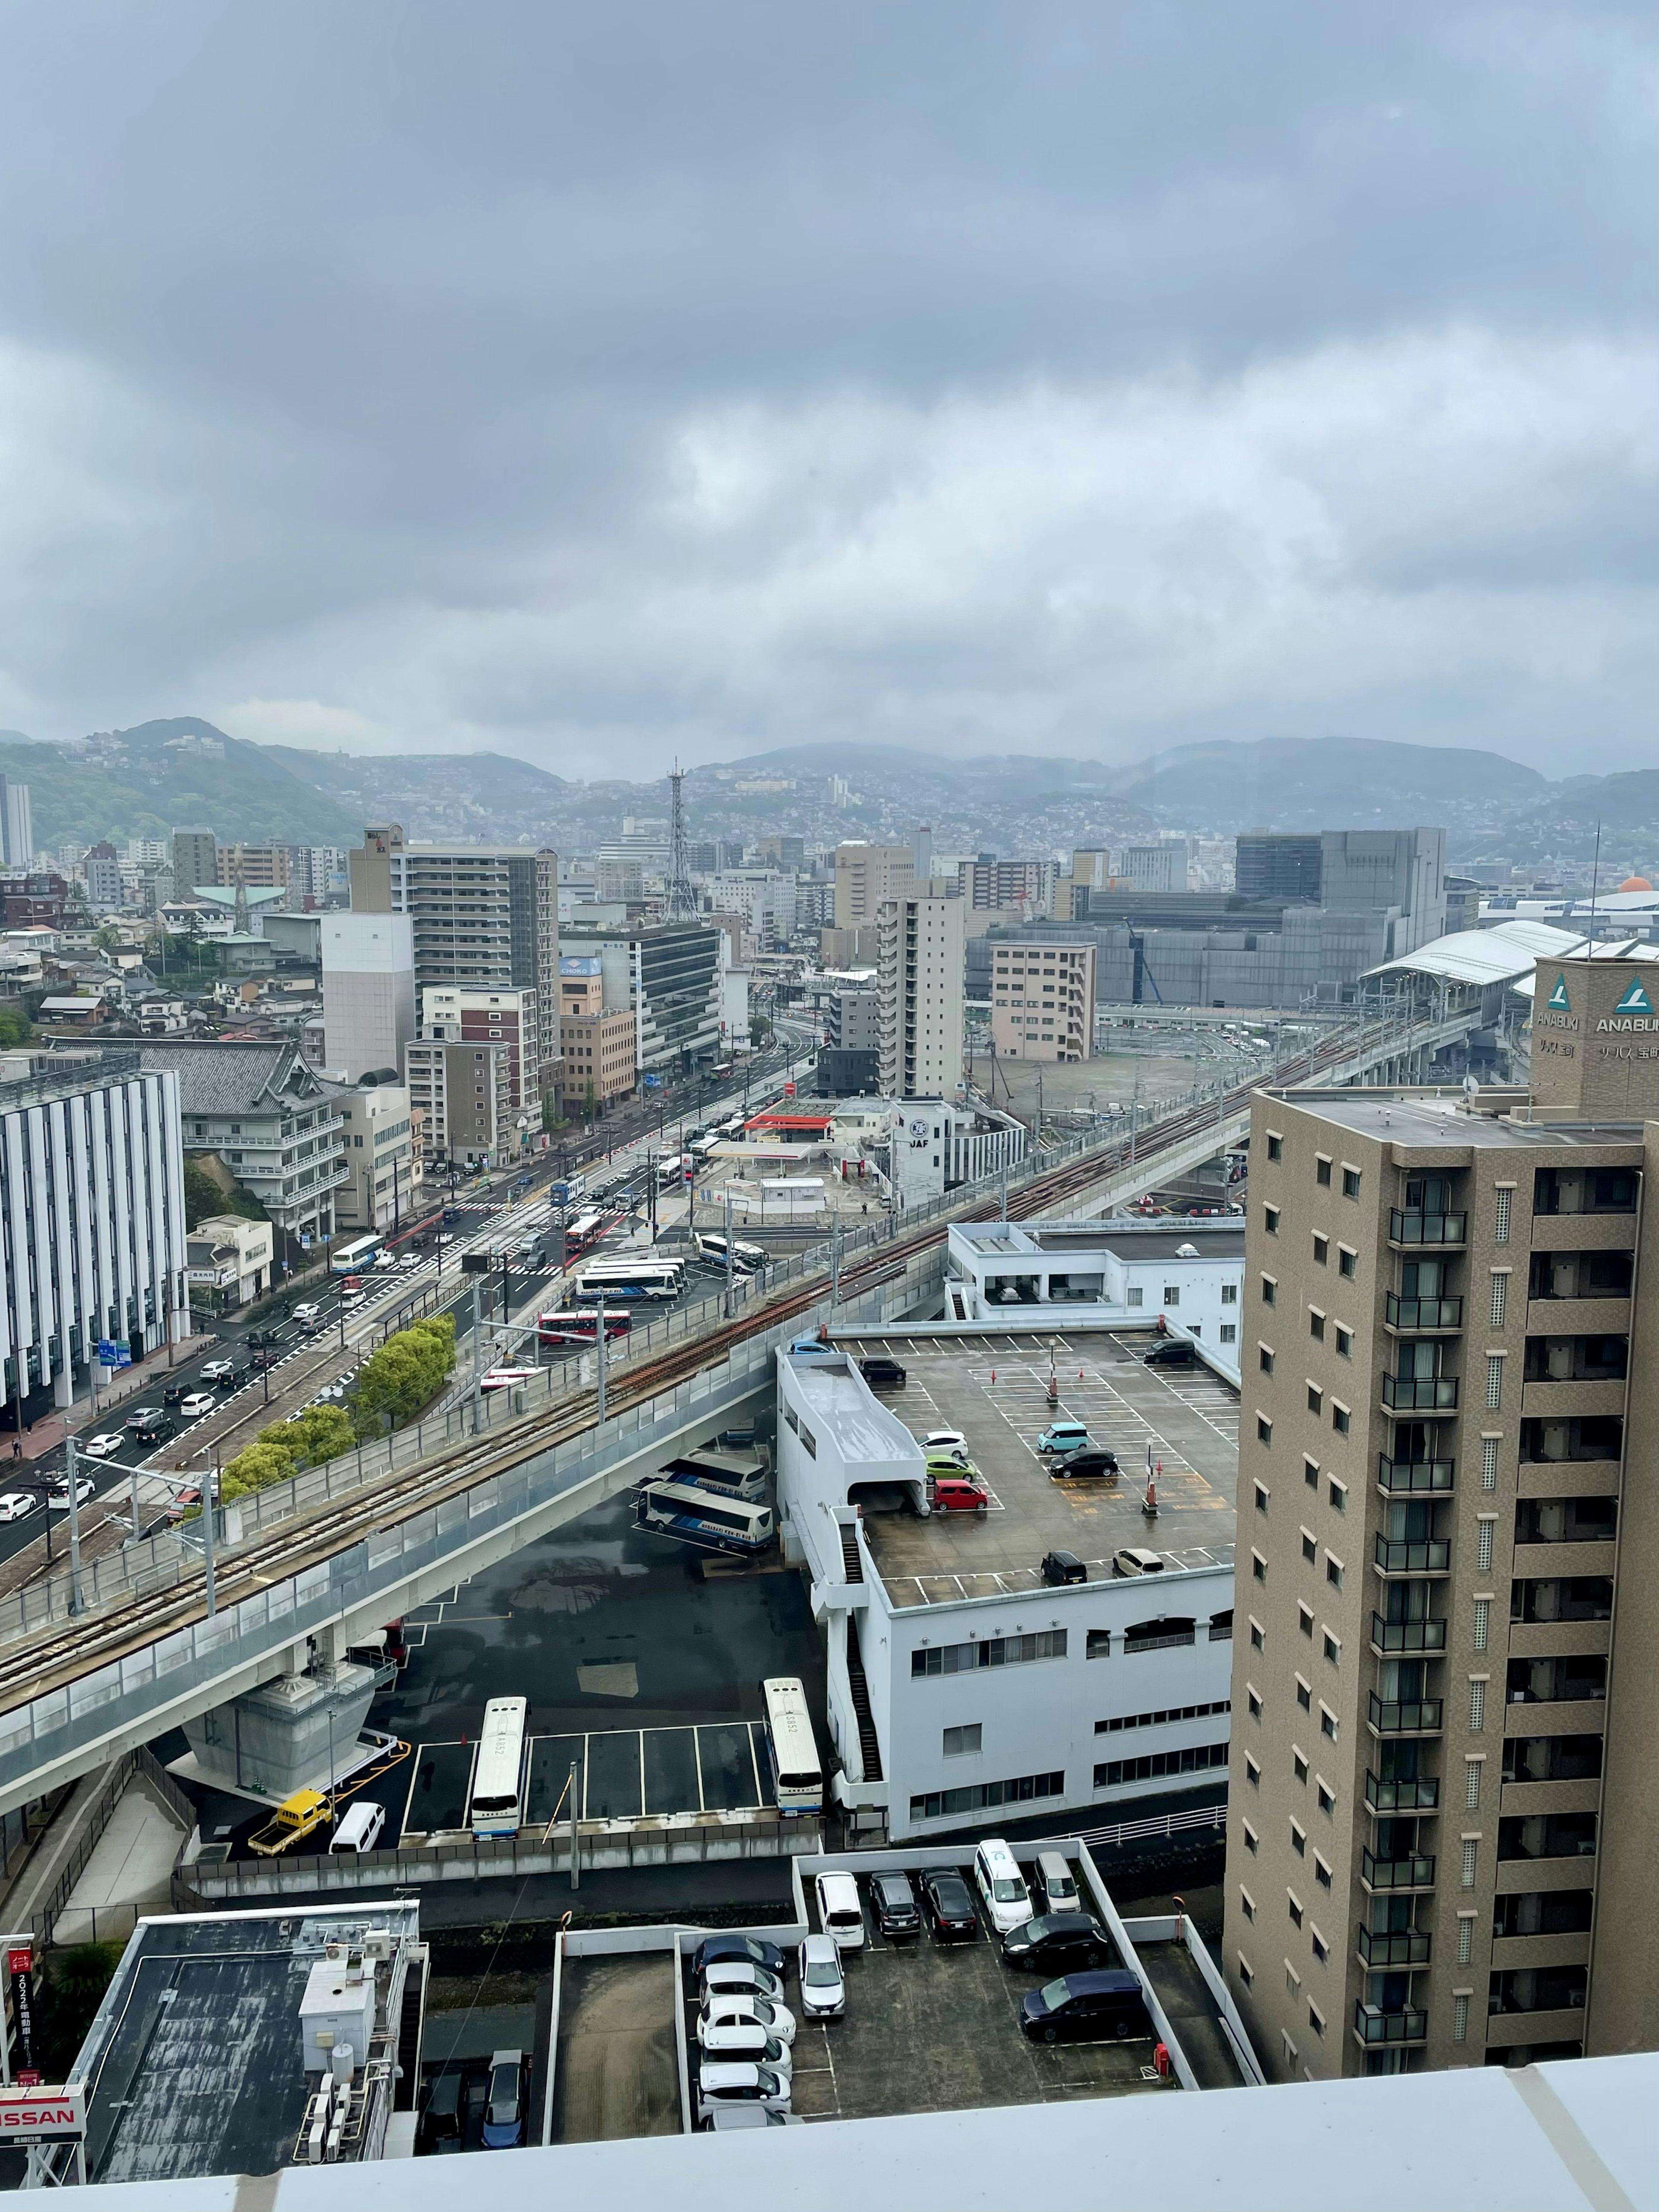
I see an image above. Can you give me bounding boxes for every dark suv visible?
[1001,1913,1113,1975]
[1144,1338,1195,1368]
[858,1356,907,1389]
[869,1872,921,1941]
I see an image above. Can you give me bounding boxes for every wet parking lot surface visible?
[368,1486,824,1841]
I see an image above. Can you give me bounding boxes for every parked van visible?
[419,2070,464,2154]
[1036,1421,1089,1455]
[329,1800,386,1855]
[973,1838,1034,1935]
[1036,1851,1081,1913]
[1112,1547,1166,1577]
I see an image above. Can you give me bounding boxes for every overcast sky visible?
[0,1,1652,779]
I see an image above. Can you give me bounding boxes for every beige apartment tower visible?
[1226,953,1659,2082]
[989,939,1096,1062]
[877,891,965,1101]
[834,841,914,931]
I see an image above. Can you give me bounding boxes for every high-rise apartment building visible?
[989,939,1095,1062]
[835,842,914,931]
[321,913,416,1082]
[558,923,723,1077]
[956,857,1055,913]
[171,826,218,902]
[877,892,965,1101]
[0,778,33,869]
[1227,952,1659,2082]
[349,828,561,1100]
[215,843,290,890]
[418,985,539,1113]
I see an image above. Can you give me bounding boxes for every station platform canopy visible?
[1367,918,1659,992]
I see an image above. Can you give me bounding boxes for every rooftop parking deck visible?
[831,1330,1238,1608]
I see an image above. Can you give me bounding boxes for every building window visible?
[1331,1403,1350,1435]
[1265,1206,1279,1235]
[1290,1822,1306,1856]
[1246,1754,1261,1786]
[1328,1479,1346,1515]
[1314,1856,1332,1891]
[1309,1311,1325,1342]
[1465,1759,1482,1810]
[1468,1679,1486,1732]
[1325,1555,1343,1590]
[1238,1955,1254,1988]
[1338,1248,1357,1279]
[943,1724,982,1757]
[1317,1781,1335,1815]
[909,1770,1064,1823]
[1261,1276,1277,1306]
[911,1629,1067,1676]
[1478,1519,1494,1572]
[1335,1326,1352,1358]
[1486,1354,1505,1410]
[1311,1929,1328,1964]
[1313,1234,1328,1266]
[1267,1134,1283,1162]
[1094,1742,1228,1789]
[1307,1384,1323,1415]
[1127,1287,1144,1308]
[1250,1620,1265,1651]
[1453,1994,1470,2043]
[1490,1274,1508,1329]
[1458,1916,1475,1965]
[1481,1436,1499,1490]
[1302,1458,1319,1493]
[1257,1416,1272,1445]
[1243,1822,1259,1855]
[1260,1347,1275,1375]
[1240,1889,1256,1922]
[1342,1168,1361,1199]
[1248,1689,1262,1719]
[1323,1631,1340,1666]
[1287,1897,1303,1930]
[1296,1679,1312,1712]
[1494,1188,1511,1244]
[1319,1707,1338,1741]
[1316,1156,1332,1187]
[1298,1604,1314,1638]
[1221,1283,1238,1305]
[1302,1532,1317,1564]
[1461,1838,1478,1888]
[1473,1598,1490,1652]
[1294,1749,1309,1783]
[1220,1324,1236,1344]
[1163,1286,1181,1306]
[1085,1630,1112,1660]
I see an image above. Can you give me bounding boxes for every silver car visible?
[695,2062,791,2126]
[798,1932,845,2018]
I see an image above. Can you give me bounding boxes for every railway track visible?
[0,1023,1378,1718]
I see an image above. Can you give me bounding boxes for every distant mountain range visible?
[4,719,1655,863]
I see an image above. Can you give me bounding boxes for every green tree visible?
[351,1313,456,1437]
[749,1013,773,1046]
[285,1403,356,1465]
[219,1439,299,1500]
[0,1005,32,1049]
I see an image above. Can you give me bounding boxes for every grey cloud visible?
[0,0,1650,773]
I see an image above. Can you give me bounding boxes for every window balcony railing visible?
[1376,1458,1455,1495]
[1373,1537,1451,1576]
[1389,1210,1466,1248]
[1357,1927,1432,1967]
[1371,1614,1448,1655]
[1385,1293,1463,1330]
[1368,1695,1443,1736]
[1364,1771,1440,1813]
[1361,1849,1436,1892]
[1354,2003,1429,2046]
[1382,1375,1459,1411]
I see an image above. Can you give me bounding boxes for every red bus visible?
[537,1308,632,1348]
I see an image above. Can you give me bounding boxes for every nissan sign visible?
[0,2085,85,2139]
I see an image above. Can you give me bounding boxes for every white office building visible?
[321,913,417,1082]
[0,1050,189,1413]
[775,1343,1236,1844]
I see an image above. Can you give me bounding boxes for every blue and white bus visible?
[572,1257,684,1302]
[635,1480,776,1557]
[761,1677,823,1816]
[468,1696,529,1836]
[331,1233,383,1276]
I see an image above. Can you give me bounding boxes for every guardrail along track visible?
[0,1014,1441,1714]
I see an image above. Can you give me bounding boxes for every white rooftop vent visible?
[1176,1241,1200,1258]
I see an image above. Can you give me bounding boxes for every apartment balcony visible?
[1389,1209,1466,1249]
[1384,1293,1464,1332]
[1373,1537,1450,1576]
[1356,1927,1432,1967]
[1360,1849,1435,1894]
[1368,1695,1443,1737]
[1353,2003,1429,2047]
[1382,1374,1458,1412]
[1371,1614,1447,1655]
[1364,1771,1440,1813]
[1376,1458,1454,1496]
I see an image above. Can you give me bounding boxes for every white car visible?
[698,1994,796,2048]
[292,1302,321,1324]
[815,1872,866,1951]
[922,1428,970,1461]
[797,1933,845,2018]
[398,1251,421,1270]
[198,1359,235,1383]
[699,1960,786,2006]
[973,1838,1035,1935]
[48,1476,95,1510]
[0,1493,38,1524]
[697,2020,793,2074]
[80,1432,127,1459]
[695,2062,791,2126]
[178,1393,218,1420]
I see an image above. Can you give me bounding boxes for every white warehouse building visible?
[775,1341,1236,1843]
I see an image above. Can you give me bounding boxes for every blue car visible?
[1020,1970,1150,2045]
[788,1337,837,1359]
[480,2049,524,2149]
[692,1933,787,1978]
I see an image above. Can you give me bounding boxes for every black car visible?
[161,1381,190,1407]
[869,1871,921,1941]
[858,1356,907,1389]
[442,1206,462,1224]
[1143,1338,1196,1368]
[1049,1448,1120,1481]
[1040,1550,1087,1586]
[130,1412,175,1445]
[920,1871,979,1942]
[1020,1969,1149,2044]
[1001,1913,1113,1975]
[691,1933,787,1978]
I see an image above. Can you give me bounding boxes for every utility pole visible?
[203,1456,218,1618]
[830,1212,841,1310]
[470,1284,484,1432]
[596,1299,609,1427]
[65,1432,83,1616]
[725,1188,736,1320]
[568,1758,582,1891]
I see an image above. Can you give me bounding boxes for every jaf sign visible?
[0,2085,85,2139]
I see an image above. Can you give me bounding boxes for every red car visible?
[928,1472,988,1515]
